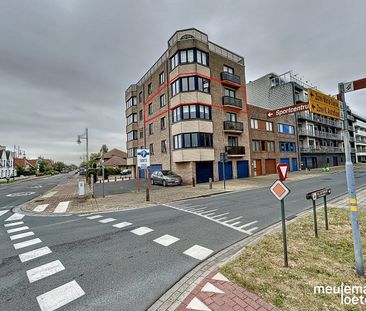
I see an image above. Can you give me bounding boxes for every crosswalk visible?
[32,201,70,214]
[162,202,259,235]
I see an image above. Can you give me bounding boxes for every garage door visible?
[291,158,298,171]
[196,161,213,183]
[265,159,276,174]
[150,164,162,175]
[237,160,249,178]
[218,161,233,181]
[280,158,290,167]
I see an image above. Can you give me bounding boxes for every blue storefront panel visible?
[218,161,233,181]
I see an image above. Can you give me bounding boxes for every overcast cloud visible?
[0,0,365,164]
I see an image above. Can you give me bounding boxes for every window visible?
[172,104,211,123]
[126,96,136,109]
[171,76,210,97]
[149,143,154,155]
[196,50,208,66]
[127,130,137,141]
[226,112,237,122]
[148,103,153,115]
[251,119,258,129]
[139,109,143,121]
[159,72,165,85]
[173,133,213,149]
[161,140,167,153]
[266,121,273,132]
[223,65,234,74]
[127,113,137,125]
[228,136,238,147]
[160,94,166,107]
[278,124,295,135]
[224,88,235,98]
[127,148,137,158]
[139,130,144,139]
[139,91,143,103]
[147,83,152,95]
[252,140,260,152]
[171,79,180,96]
[279,142,296,152]
[267,141,275,152]
[160,117,166,130]
[149,123,154,135]
[170,49,209,70]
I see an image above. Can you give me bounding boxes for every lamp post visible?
[77,128,89,166]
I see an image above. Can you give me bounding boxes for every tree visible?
[52,162,66,172]
[100,144,108,154]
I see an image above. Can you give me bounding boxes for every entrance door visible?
[218,161,233,180]
[265,159,276,174]
[237,160,249,178]
[333,156,338,166]
[291,158,298,171]
[255,159,262,176]
[196,161,213,183]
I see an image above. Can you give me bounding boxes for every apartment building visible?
[124,28,251,184]
[0,146,16,178]
[248,105,298,175]
[353,113,366,162]
[247,71,353,169]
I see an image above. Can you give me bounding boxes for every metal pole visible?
[146,167,150,201]
[280,199,288,267]
[222,160,226,190]
[312,199,318,238]
[85,128,89,164]
[102,151,105,198]
[138,167,140,192]
[324,196,329,230]
[339,83,364,276]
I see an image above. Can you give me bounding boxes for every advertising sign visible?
[308,88,340,119]
[137,149,150,169]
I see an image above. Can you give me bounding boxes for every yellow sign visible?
[308,88,340,119]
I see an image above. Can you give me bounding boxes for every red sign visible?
[343,78,366,93]
[267,102,309,118]
[277,163,289,181]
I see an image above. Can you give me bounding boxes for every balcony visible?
[348,125,354,132]
[297,112,342,128]
[225,146,245,156]
[222,96,242,109]
[223,121,244,132]
[298,128,342,140]
[348,114,355,121]
[220,72,241,87]
[300,146,344,154]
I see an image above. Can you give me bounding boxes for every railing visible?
[222,96,242,108]
[348,125,354,131]
[225,146,245,155]
[348,114,355,121]
[300,146,345,153]
[223,121,244,132]
[298,128,342,140]
[297,112,342,128]
[221,72,241,86]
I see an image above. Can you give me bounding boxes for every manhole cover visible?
[6,191,35,197]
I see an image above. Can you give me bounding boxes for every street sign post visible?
[267,102,310,119]
[137,149,151,200]
[270,179,291,267]
[277,163,289,181]
[308,88,341,119]
[306,188,331,237]
[220,152,228,190]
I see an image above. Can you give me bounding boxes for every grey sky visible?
[1,0,365,164]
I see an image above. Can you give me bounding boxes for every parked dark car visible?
[121,169,131,176]
[151,170,182,186]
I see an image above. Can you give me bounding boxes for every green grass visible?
[222,208,366,311]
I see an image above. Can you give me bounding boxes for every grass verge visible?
[222,208,366,311]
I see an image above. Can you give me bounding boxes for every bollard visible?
[146,185,150,201]
[209,178,212,189]
[192,177,196,187]
[324,196,329,230]
[312,199,318,238]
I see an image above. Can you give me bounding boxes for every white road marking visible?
[183,245,213,261]
[27,260,65,283]
[14,238,42,249]
[98,218,116,224]
[199,209,218,215]
[201,282,224,294]
[193,208,207,213]
[54,201,70,213]
[231,222,241,226]
[224,216,242,223]
[211,213,230,219]
[186,297,211,311]
[10,231,35,240]
[34,204,49,212]
[153,234,180,246]
[4,221,24,227]
[7,226,29,234]
[212,272,229,282]
[87,215,102,220]
[19,246,52,263]
[5,213,25,222]
[130,227,154,236]
[246,227,258,234]
[239,221,258,229]
[215,217,227,221]
[0,210,9,216]
[42,191,58,198]
[113,222,132,229]
[36,280,85,311]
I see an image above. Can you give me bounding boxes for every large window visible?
[171,76,210,97]
[266,121,273,132]
[224,88,235,98]
[251,119,258,129]
[226,112,237,122]
[223,65,234,74]
[252,140,260,152]
[127,113,137,125]
[172,104,211,123]
[170,49,209,70]
[173,132,213,150]
[267,141,275,152]
[126,96,136,109]
[279,142,296,152]
[127,148,137,158]
[278,123,295,135]
[127,130,137,141]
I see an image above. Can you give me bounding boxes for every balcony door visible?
[228,136,238,147]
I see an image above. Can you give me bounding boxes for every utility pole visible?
[338,82,364,276]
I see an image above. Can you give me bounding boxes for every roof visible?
[103,148,127,160]
[103,156,127,167]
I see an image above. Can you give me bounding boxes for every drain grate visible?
[34,199,44,202]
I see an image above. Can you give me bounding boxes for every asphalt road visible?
[1,169,366,311]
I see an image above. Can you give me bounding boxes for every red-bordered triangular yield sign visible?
[277,163,289,181]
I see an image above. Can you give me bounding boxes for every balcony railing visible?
[348,125,354,131]
[298,128,342,140]
[300,146,344,154]
[220,72,241,86]
[225,146,245,156]
[223,121,244,132]
[222,96,242,109]
[297,112,342,128]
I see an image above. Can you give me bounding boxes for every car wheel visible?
[162,180,167,187]
[151,179,155,185]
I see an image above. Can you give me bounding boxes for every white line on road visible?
[98,218,116,224]
[113,222,132,229]
[19,246,52,263]
[87,215,102,220]
[224,216,242,223]
[27,260,65,283]
[4,221,24,227]
[239,221,258,229]
[34,204,49,212]
[5,213,25,222]
[183,245,213,261]
[7,226,29,234]
[0,210,9,216]
[215,217,227,221]
[10,231,35,240]
[36,280,85,311]
[246,227,258,234]
[130,227,154,236]
[211,213,230,219]
[199,209,218,215]
[231,221,241,226]
[153,234,180,246]
[54,201,70,213]
[14,238,42,250]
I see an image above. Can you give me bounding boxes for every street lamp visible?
[77,128,89,166]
